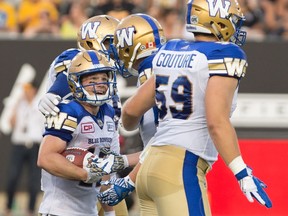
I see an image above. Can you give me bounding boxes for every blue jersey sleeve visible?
[47,48,80,99]
[47,72,72,99]
[54,48,80,74]
[43,101,80,142]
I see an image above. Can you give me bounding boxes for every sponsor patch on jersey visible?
[81,122,95,133]
[107,122,115,132]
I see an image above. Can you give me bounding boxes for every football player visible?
[99,1,272,215]
[37,15,128,216]
[96,13,167,206]
[38,15,121,118]
[37,50,126,216]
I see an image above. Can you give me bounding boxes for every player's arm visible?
[122,76,156,131]
[38,49,79,116]
[37,135,88,181]
[205,75,272,208]
[125,151,141,167]
[205,75,240,164]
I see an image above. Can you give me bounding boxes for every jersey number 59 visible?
[155,75,193,120]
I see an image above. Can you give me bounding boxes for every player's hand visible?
[38,93,61,116]
[83,156,107,183]
[97,176,135,206]
[98,153,129,174]
[236,167,272,208]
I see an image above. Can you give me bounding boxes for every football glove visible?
[236,167,272,208]
[96,150,129,174]
[38,93,61,116]
[98,176,135,206]
[84,155,109,183]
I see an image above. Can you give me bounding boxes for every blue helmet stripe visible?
[88,51,100,65]
[139,13,160,46]
[187,0,193,24]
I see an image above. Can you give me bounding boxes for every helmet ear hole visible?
[87,41,94,49]
[124,48,130,56]
[218,22,226,29]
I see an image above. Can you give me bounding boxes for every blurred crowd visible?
[0,0,288,41]
[0,0,288,40]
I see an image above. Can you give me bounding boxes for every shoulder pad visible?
[54,48,80,73]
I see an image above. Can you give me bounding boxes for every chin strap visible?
[127,43,141,76]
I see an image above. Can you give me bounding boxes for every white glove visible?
[98,154,129,174]
[38,93,61,116]
[229,156,272,208]
[83,154,107,183]
[236,167,272,208]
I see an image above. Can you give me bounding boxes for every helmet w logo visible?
[207,0,231,18]
[116,27,135,48]
[81,22,101,39]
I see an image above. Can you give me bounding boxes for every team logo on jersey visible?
[116,27,135,48]
[46,112,68,130]
[207,0,231,18]
[81,22,101,39]
[224,58,247,77]
[96,119,104,128]
[81,122,95,133]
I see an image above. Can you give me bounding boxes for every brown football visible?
[61,147,94,168]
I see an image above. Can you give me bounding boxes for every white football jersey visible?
[39,100,119,216]
[151,39,247,165]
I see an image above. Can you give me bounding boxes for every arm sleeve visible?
[47,72,72,99]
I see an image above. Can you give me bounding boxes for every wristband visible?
[124,175,135,187]
[104,211,116,216]
[228,156,247,175]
